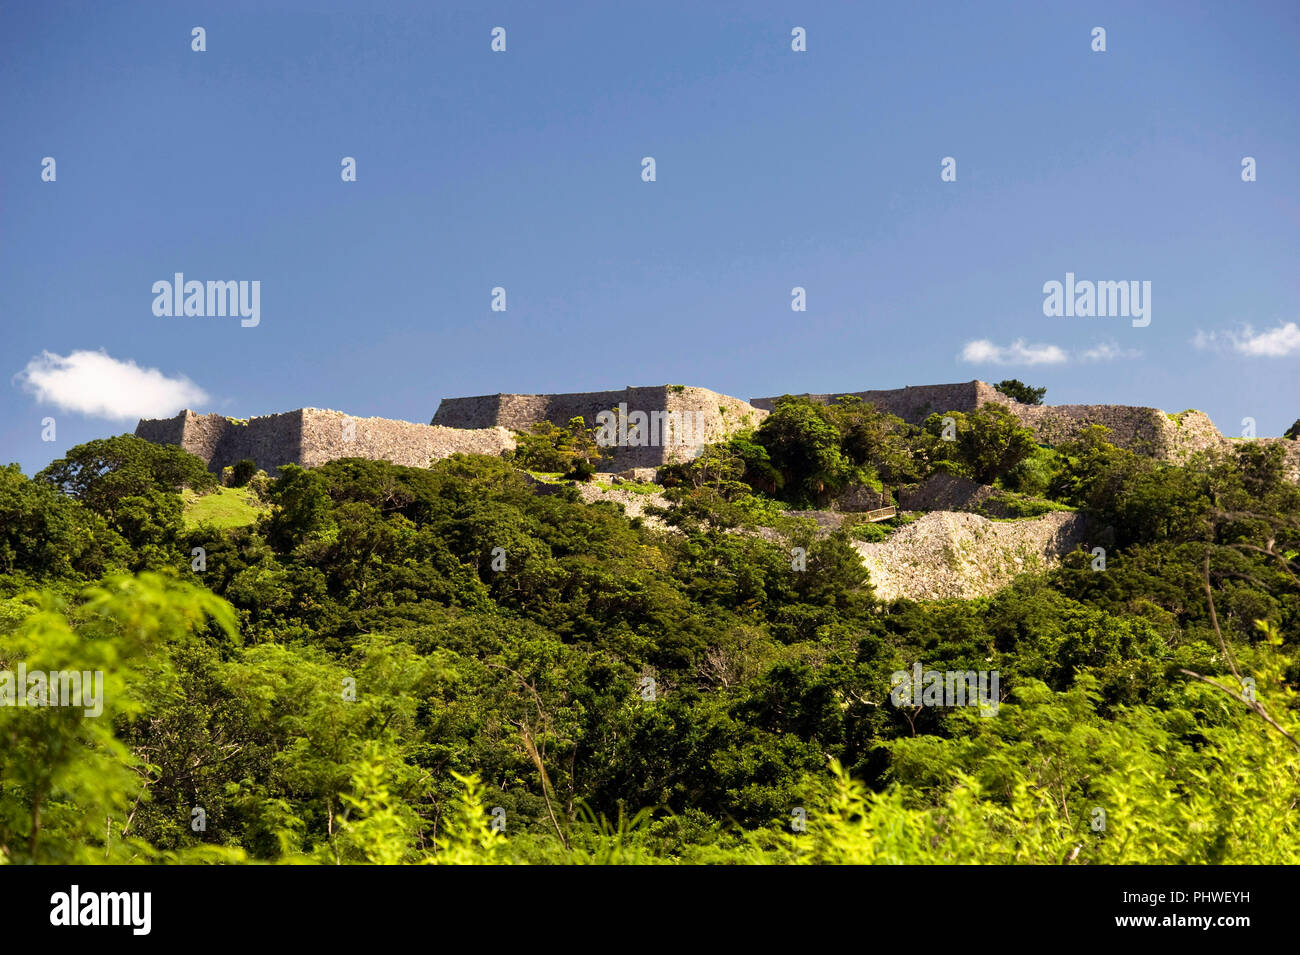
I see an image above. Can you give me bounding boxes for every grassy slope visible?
[182,486,267,529]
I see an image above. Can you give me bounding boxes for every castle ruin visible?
[134,380,1298,482]
[135,408,515,476]
[752,379,1300,477]
[431,385,767,469]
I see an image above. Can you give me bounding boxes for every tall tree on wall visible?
[994,380,1047,406]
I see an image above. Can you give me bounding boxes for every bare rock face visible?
[898,473,997,513]
[833,483,891,512]
[853,510,1089,601]
[572,481,673,532]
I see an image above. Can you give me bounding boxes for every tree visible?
[231,459,258,488]
[994,380,1047,406]
[0,464,125,582]
[755,398,854,505]
[1235,442,1286,498]
[510,417,605,478]
[39,435,216,512]
[825,397,918,483]
[918,411,973,479]
[956,404,1039,484]
[0,574,238,863]
[37,436,214,566]
[683,444,748,495]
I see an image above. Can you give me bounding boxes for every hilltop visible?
[134,380,1298,602]
[135,379,1298,478]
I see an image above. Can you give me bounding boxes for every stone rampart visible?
[135,382,1300,481]
[751,380,1008,423]
[751,380,1287,465]
[135,409,514,476]
[432,385,767,469]
[297,409,515,470]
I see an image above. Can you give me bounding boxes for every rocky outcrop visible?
[833,483,891,512]
[853,510,1089,601]
[898,473,998,513]
[572,479,673,531]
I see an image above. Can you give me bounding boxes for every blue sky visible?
[3,0,1298,475]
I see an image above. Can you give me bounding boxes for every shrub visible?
[231,459,258,488]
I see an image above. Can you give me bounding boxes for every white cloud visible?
[1192,322,1300,357]
[1080,340,1142,361]
[14,350,208,421]
[960,338,1142,365]
[960,339,1068,366]
[1236,322,1300,357]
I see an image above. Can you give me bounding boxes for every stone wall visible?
[297,409,515,470]
[1261,438,1300,483]
[136,383,1300,482]
[136,410,233,465]
[750,379,1295,467]
[133,411,187,449]
[432,385,768,469]
[899,473,998,513]
[1007,403,1172,454]
[136,409,514,476]
[751,380,1009,423]
[1001,404,1298,468]
[833,484,891,512]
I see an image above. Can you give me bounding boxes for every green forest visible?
[2,393,1298,864]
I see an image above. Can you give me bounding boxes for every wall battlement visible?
[134,381,1299,482]
[432,385,767,469]
[752,379,1300,476]
[135,409,514,476]
[751,380,1010,423]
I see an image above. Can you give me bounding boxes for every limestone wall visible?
[135,410,232,465]
[134,411,188,449]
[750,380,1264,465]
[136,408,514,476]
[220,411,304,473]
[751,380,1009,423]
[1007,403,1172,454]
[432,385,768,469]
[899,473,998,513]
[135,382,1300,482]
[297,409,514,469]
